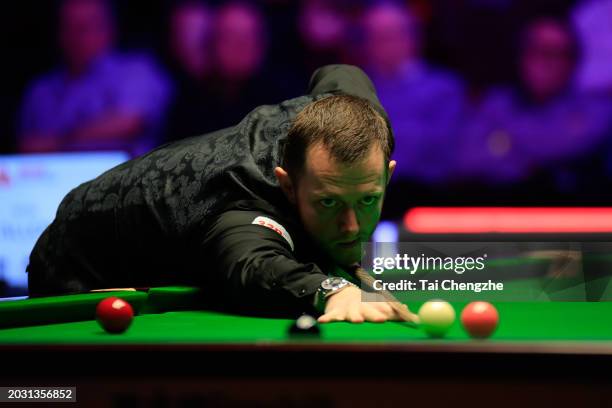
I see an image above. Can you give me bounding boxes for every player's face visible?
[278,144,395,267]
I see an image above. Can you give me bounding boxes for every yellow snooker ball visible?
[418,300,456,338]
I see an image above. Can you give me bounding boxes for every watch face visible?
[322,277,344,291]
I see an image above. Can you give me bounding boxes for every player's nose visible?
[338,208,359,235]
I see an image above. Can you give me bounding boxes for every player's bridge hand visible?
[318,286,415,324]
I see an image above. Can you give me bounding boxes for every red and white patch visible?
[252,216,295,251]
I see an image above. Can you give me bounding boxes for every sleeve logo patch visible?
[252,216,295,251]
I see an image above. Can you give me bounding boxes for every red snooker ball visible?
[460,301,499,339]
[96,297,134,333]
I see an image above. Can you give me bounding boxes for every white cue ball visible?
[418,300,456,338]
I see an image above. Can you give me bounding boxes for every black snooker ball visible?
[288,314,321,337]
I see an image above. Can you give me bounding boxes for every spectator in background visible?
[166,2,290,138]
[169,1,214,84]
[206,2,286,132]
[359,2,465,185]
[165,1,215,142]
[18,0,171,157]
[572,0,612,95]
[457,17,612,192]
[297,0,351,73]
[572,0,612,184]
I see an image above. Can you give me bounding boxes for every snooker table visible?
[1,284,612,406]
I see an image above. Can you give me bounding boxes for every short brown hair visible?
[282,95,394,179]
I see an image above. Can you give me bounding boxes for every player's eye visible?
[360,196,378,206]
[319,198,337,208]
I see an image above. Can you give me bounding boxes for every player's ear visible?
[386,160,396,185]
[274,167,296,204]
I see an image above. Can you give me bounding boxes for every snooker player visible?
[27,64,416,324]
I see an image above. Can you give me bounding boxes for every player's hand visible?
[318,286,405,323]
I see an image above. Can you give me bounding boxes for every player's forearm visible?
[207,212,329,314]
[228,255,327,300]
[218,260,327,317]
[211,244,327,314]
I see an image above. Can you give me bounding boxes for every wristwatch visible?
[314,277,355,312]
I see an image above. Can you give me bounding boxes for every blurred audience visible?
[166,1,288,140]
[572,0,612,94]
[297,0,351,72]
[572,0,612,183]
[165,1,215,141]
[457,17,612,191]
[214,2,266,84]
[169,1,214,83]
[18,0,171,157]
[359,2,465,185]
[10,0,612,204]
[211,2,294,122]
